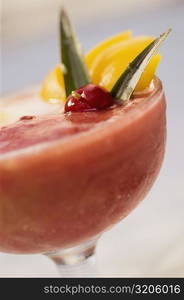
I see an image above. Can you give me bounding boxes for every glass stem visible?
[45,237,99,278]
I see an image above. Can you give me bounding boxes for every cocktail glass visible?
[0,78,166,277]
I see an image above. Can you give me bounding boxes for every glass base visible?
[45,236,99,277]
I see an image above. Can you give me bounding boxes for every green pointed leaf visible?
[59,9,90,97]
[111,28,172,102]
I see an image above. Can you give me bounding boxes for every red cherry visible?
[64,84,114,113]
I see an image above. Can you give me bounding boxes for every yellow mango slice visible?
[86,31,132,68]
[135,55,160,91]
[86,40,132,85]
[90,37,161,92]
[41,31,131,102]
[40,34,161,101]
[40,65,66,102]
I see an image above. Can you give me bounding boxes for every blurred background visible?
[0,0,184,277]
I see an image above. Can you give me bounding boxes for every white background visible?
[0,0,184,277]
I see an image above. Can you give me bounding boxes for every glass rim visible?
[0,77,165,161]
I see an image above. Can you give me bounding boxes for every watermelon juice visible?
[0,78,166,254]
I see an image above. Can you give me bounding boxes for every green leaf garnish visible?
[110,28,172,102]
[59,8,90,97]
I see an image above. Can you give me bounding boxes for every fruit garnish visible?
[40,65,65,102]
[59,9,90,97]
[90,37,161,91]
[40,31,131,102]
[64,84,114,112]
[40,9,171,112]
[111,29,171,102]
[64,29,171,112]
[85,31,132,72]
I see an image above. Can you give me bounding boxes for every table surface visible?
[0,0,184,277]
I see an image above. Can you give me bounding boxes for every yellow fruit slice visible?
[40,65,66,102]
[134,55,160,91]
[86,40,132,85]
[85,31,132,69]
[41,31,132,102]
[40,33,161,101]
[90,36,161,92]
